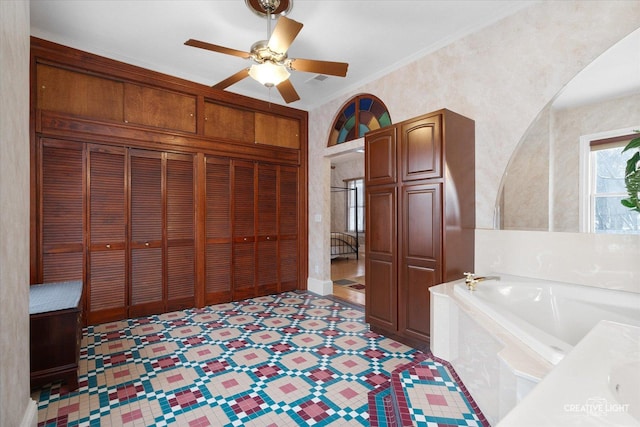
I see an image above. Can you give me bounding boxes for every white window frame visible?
[579,126,639,233]
[345,178,365,233]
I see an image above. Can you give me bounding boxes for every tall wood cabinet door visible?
[256,164,278,297]
[232,161,256,300]
[87,145,127,324]
[129,150,163,317]
[39,139,85,283]
[365,186,397,331]
[365,126,397,186]
[398,183,442,342]
[279,166,299,292]
[204,156,232,304]
[166,153,196,310]
[400,115,442,182]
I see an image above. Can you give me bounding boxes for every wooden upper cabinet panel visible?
[124,83,196,133]
[36,64,124,122]
[204,102,255,143]
[400,114,442,181]
[365,126,397,186]
[254,112,300,149]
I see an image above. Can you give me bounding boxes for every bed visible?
[331,231,359,259]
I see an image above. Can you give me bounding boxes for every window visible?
[587,137,640,234]
[346,178,365,232]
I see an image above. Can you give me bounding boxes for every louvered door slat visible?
[131,248,162,304]
[279,238,298,291]
[233,242,255,300]
[88,147,127,323]
[279,167,298,236]
[40,139,84,283]
[130,151,163,312]
[233,162,255,237]
[257,240,277,295]
[257,165,277,235]
[167,154,195,308]
[205,158,232,303]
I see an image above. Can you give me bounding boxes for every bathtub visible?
[430,275,640,424]
[453,275,640,365]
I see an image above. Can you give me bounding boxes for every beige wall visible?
[0,1,35,426]
[308,1,640,288]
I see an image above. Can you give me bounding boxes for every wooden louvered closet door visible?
[256,164,278,296]
[278,166,299,292]
[232,160,256,300]
[87,145,127,324]
[166,153,195,310]
[129,150,163,317]
[39,139,84,283]
[205,157,232,304]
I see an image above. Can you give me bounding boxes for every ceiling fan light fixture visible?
[248,61,290,87]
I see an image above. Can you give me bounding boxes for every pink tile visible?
[113,369,131,379]
[222,378,239,389]
[188,416,211,427]
[121,409,143,424]
[426,393,448,406]
[58,402,79,416]
[339,387,358,399]
[167,373,184,383]
[279,383,298,394]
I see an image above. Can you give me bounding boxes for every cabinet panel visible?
[233,161,255,237]
[365,126,396,186]
[88,146,127,322]
[366,259,396,330]
[36,64,124,122]
[279,166,299,291]
[205,157,232,303]
[367,188,396,256]
[124,83,196,132]
[255,112,300,149]
[40,139,84,283]
[400,265,435,342]
[130,151,163,312]
[204,102,255,143]
[401,115,442,181]
[403,184,441,263]
[166,154,196,307]
[233,242,255,300]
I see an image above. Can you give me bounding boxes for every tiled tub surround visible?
[430,276,640,425]
[32,291,486,426]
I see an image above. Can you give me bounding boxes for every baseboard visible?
[307,277,333,295]
[20,398,37,427]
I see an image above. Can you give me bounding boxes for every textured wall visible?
[0,0,33,425]
[308,1,640,286]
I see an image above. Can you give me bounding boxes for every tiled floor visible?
[32,291,484,426]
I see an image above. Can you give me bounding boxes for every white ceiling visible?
[30,0,534,111]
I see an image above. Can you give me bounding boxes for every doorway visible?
[329,151,365,306]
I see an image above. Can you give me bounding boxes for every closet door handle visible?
[145,242,150,247]
[106,244,111,249]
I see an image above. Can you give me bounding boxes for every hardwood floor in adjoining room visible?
[331,255,365,306]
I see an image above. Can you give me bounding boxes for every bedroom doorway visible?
[330,151,365,306]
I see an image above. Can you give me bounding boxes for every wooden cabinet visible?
[38,139,84,283]
[204,102,255,143]
[36,64,124,122]
[124,83,196,133]
[30,38,307,325]
[87,145,127,324]
[30,281,82,391]
[255,112,300,148]
[365,109,475,349]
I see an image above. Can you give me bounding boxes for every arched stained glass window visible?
[328,94,391,147]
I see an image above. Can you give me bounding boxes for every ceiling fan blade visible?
[213,68,250,90]
[185,39,252,59]
[276,79,300,104]
[267,16,303,54]
[289,58,349,77]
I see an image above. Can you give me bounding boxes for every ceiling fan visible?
[184,0,348,104]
